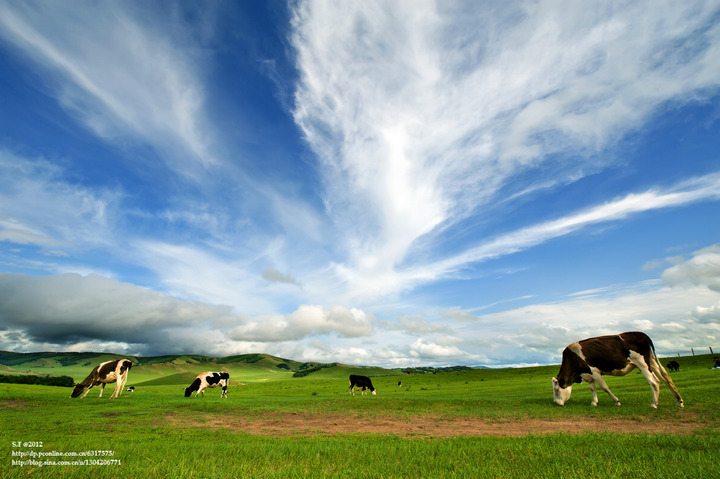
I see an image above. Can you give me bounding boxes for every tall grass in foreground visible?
[7,430,718,478]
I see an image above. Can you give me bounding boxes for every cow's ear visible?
[551,377,558,385]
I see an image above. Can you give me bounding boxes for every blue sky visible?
[1,0,719,367]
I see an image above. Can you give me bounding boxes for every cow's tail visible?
[648,338,684,407]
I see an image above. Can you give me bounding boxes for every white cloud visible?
[0,273,377,356]
[410,337,467,360]
[447,278,720,365]
[291,0,720,301]
[380,315,451,335]
[0,152,120,250]
[0,273,232,345]
[230,304,374,342]
[0,1,215,176]
[662,244,720,292]
[430,175,720,275]
[323,174,720,302]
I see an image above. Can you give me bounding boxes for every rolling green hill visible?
[0,350,411,385]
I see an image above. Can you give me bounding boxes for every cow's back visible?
[576,334,630,373]
[617,331,654,356]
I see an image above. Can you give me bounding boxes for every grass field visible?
[2,353,719,478]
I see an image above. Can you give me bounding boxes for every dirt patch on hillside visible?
[166,412,701,438]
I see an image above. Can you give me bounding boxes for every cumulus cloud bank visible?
[0,273,231,344]
[0,273,377,356]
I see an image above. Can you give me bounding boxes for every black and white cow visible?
[349,374,376,396]
[666,360,680,372]
[71,359,132,399]
[185,372,229,398]
[552,331,684,408]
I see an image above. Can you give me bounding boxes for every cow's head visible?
[184,387,194,397]
[552,377,572,406]
[70,384,86,398]
[371,389,377,395]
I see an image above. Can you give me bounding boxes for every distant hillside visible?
[0,350,485,385]
[0,351,304,370]
[0,351,393,384]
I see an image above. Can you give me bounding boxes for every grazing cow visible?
[552,331,684,408]
[666,360,680,372]
[349,375,376,396]
[126,386,135,392]
[71,359,132,399]
[185,372,229,398]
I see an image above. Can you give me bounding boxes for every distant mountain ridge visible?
[0,350,479,380]
[0,350,322,372]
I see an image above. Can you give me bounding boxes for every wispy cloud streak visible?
[0,1,213,176]
[291,0,720,299]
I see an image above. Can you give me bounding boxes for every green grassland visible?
[2,351,719,478]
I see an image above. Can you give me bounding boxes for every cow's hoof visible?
[615,402,622,407]
[650,404,658,409]
[590,403,597,407]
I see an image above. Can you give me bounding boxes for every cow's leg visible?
[629,352,661,408]
[592,372,621,406]
[79,386,92,398]
[111,374,124,399]
[120,372,129,395]
[97,383,105,398]
[647,355,684,408]
[586,380,599,406]
[349,384,355,396]
[84,386,94,398]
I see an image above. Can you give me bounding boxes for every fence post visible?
[691,348,695,356]
[711,346,715,355]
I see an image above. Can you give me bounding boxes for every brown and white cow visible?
[71,359,132,399]
[552,331,683,408]
[185,372,230,398]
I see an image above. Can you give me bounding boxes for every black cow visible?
[552,331,684,408]
[71,359,132,399]
[349,374,376,396]
[666,360,680,372]
[185,372,229,398]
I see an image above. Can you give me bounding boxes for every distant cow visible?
[349,375,376,396]
[666,360,680,372]
[185,372,229,398]
[126,386,135,392]
[552,332,684,408]
[71,359,132,399]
